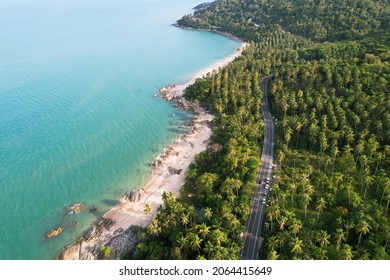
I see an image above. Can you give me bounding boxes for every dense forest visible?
[128,0,389,260]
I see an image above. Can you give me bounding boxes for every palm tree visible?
[290,237,303,259]
[277,149,286,170]
[356,220,371,247]
[147,218,160,235]
[384,192,390,216]
[316,197,327,221]
[188,232,203,254]
[196,223,211,239]
[374,153,383,176]
[334,172,344,185]
[380,178,390,204]
[226,213,241,231]
[330,146,340,176]
[144,203,152,215]
[285,127,293,149]
[363,174,374,199]
[204,240,216,259]
[210,229,227,247]
[384,232,390,249]
[346,183,354,206]
[268,250,279,260]
[221,178,241,197]
[266,210,275,232]
[267,236,278,251]
[204,207,213,220]
[295,120,303,147]
[334,228,346,250]
[289,219,302,238]
[301,193,312,219]
[288,183,297,207]
[341,244,353,260]
[278,216,288,230]
[181,213,190,228]
[316,230,330,249]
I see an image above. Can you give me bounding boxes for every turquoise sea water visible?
[0,0,239,259]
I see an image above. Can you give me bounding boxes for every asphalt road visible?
[241,75,275,260]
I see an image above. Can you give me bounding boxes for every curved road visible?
[241,75,274,260]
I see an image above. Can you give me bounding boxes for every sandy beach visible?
[104,110,213,230]
[160,42,248,99]
[58,41,247,260]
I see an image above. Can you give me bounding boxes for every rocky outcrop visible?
[65,202,84,215]
[46,226,63,239]
[58,238,82,260]
[157,85,178,101]
[151,158,163,167]
[106,227,139,259]
[168,166,182,175]
[58,225,141,260]
[57,218,114,260]
[151,146,175,168]
[175,97,203,113]
[124,189,145,203]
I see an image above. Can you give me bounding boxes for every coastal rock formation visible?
[83,218,114,241]
[79,240,95,260]
[106,227,139,259]
[57,239,82,260]
[175,97,203,112]
[58,218,115,260]
[168,166,182,175]
[65,202,83,215]
[124,189,145,203]
[46,226,63,239]
[84,226,102,241]
[151,158,163,167]
[158,85,178,101]
[58,224,140,260]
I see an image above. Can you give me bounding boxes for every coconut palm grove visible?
[128,0,390,260]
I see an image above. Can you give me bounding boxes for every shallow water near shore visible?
[0,0,239,259]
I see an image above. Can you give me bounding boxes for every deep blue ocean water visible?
[0,0,239,259]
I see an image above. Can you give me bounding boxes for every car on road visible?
[262,197,266,204]
[265,178,270,184]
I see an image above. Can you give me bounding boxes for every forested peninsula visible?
[129,0,390,260]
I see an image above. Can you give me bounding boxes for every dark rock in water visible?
[89,205,99,212]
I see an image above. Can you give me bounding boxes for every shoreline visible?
[58,35,247,260]
[157,33,248,100]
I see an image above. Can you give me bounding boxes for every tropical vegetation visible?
[128,0,389,260]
